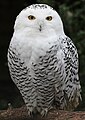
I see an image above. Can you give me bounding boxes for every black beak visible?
[39,25,42,31]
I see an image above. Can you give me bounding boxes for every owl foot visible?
[28,110,33,117]
[40,108,48,117]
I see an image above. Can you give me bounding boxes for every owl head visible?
[14,4,64,36]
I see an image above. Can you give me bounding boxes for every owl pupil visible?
[31,16,34,19]
[46,16,52,21]
[28,15,36,20]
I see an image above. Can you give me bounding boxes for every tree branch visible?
[0,106,85,120]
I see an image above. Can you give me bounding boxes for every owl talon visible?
[28,111,33,116]
[40,108,48,117]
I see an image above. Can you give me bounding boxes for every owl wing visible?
[8,44,32,105]
[61,36,81,110]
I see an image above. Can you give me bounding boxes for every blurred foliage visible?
[0,0,85,110]
[37,0,55,7]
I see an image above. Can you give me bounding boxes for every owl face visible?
[14,4,64,36]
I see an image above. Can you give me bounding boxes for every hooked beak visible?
[39,25,42,32]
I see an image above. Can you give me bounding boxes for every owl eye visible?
[28,15,36,20]
[46,16,52,21]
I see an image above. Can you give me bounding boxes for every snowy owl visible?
[7,4,81,116]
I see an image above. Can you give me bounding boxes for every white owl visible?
[7,4,81,116]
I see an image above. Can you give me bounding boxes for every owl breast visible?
[23,38,65,112]
[18,34,59,67]
[14,34,62,108]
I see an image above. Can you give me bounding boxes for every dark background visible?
[0,0,85,110]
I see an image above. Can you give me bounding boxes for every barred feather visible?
[8,36,81,115]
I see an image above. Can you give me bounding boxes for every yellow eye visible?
[28,15,36,20]
[46,16,52,21]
